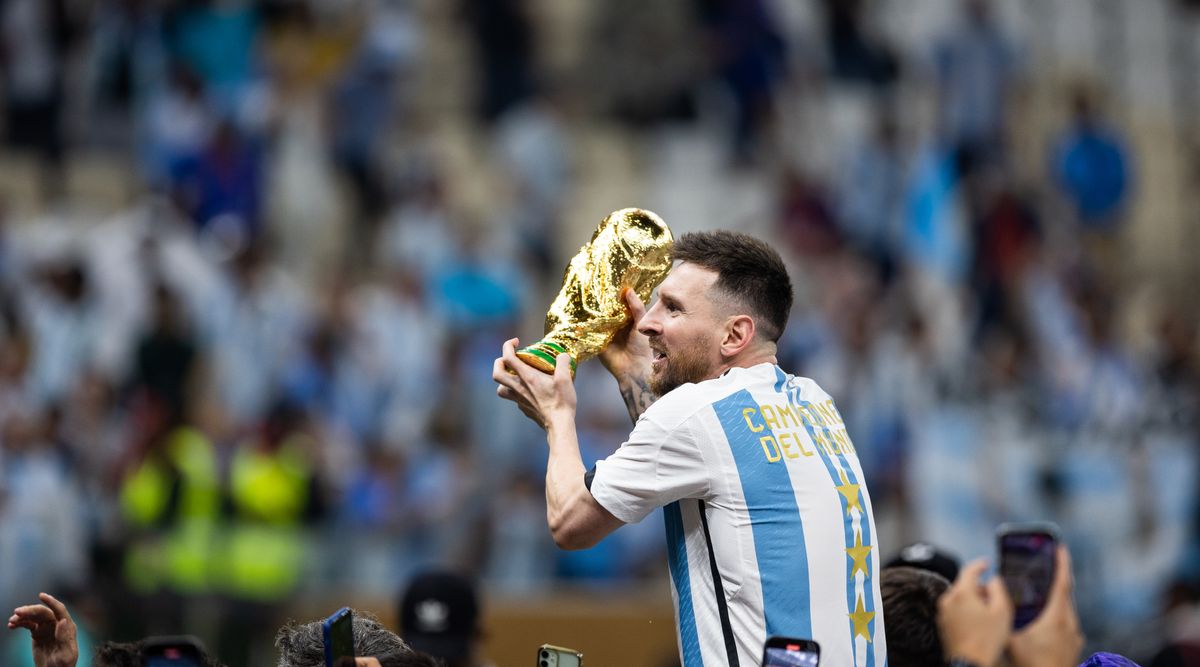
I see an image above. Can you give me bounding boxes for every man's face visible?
[638,263,725,396]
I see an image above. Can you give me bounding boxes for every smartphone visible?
[535,644,583,667]
[140,635,208,667]
[997,522,1060,629]
[323,607,355,667]
[762,636,820,667]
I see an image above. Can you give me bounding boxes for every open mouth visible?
[650,345,667,370]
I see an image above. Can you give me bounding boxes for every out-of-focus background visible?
[0,0,1198,665]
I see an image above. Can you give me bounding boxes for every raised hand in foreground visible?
[8,593,79,667]
[937,559,1014,667]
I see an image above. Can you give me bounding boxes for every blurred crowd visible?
[0,0,1198,664]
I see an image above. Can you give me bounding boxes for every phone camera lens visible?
[540,651,549,658]
[540,661,548,667]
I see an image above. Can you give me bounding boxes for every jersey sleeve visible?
[588,415,710,524]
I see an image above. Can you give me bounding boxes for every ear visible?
[720,314,756,358]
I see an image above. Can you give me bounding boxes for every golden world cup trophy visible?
[517,208,674,375]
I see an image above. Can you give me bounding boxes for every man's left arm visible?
[544,411,623,550]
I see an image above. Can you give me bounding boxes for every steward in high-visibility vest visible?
[218,428,315,602]
[119,426,220,595]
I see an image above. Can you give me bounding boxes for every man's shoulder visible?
[640,382,719,432]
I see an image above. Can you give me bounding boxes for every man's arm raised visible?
[600,289,658,425]
[494,341,623,550]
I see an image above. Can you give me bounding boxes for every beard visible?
[648,334,715,396]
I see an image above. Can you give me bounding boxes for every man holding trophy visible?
[493,210,887,667]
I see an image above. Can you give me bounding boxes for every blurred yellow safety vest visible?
[219,436,312,602]
[119,427,220,595]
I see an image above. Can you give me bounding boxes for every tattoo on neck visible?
[619,376,657,424]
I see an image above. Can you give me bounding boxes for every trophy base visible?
[516,341,578,376]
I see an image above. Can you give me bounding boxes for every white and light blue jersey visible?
[590,363,887,667]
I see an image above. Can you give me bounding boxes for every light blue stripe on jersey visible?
[665,501,703,667]
[713,390,812,642]
[776,367,878,667]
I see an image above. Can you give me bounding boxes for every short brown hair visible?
[670,231,793,342]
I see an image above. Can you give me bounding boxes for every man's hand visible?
[7,593,79,667]
[1008,546,1083,667]
[598,289,657,423]
[493,338,576,429]
[937,559,1014,667]
[599,289,652,381]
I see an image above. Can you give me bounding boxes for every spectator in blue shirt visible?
[1052,90,1132,233]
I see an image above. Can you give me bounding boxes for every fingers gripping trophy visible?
[517,208,674,375]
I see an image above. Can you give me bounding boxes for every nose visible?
[638,300,663,336]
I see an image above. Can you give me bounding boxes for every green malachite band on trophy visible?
[518,343,578,373]
[525,347,558,367]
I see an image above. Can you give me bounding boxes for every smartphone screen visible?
[323,608,355,667]
[141,636,207,666]
[536,644,583,667]
[762,637,820,667]
[998,526,1057,628]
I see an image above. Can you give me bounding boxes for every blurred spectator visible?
[163,0,260,111]
[934,0,1017,161]
[587,0,702,127]
[777,167,839,258]
[492,84,573,276]
[0,407,87,613]
[433,232,525,334]
[117,411,219,621]
[257,3,351,283]
[399,570,494,667]
[822,0,898,86]
[219,400,319,666]
[130,283,198,426]
[0,0,75,194]
[142,63,213,188]
[484,471,556,593]
[885,542,962,582]
[1146,581,1200,667]
[174,119,264,242]
[376,163,460,284]
[94,637,223,667]
[276,611,437,667]
[697,0,787,162]
[903,142,970,285]
[330,6,419,230]
[1051,90,1132,235]
[342,443,408,531]
[836,107,907,271]
[461,0,535,124]
[282,317,347,431]
[204,243,309,430]
[880,566,950,667]
[348,268,447,448]
[970,178,1040,333]
[19,258,102,409]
